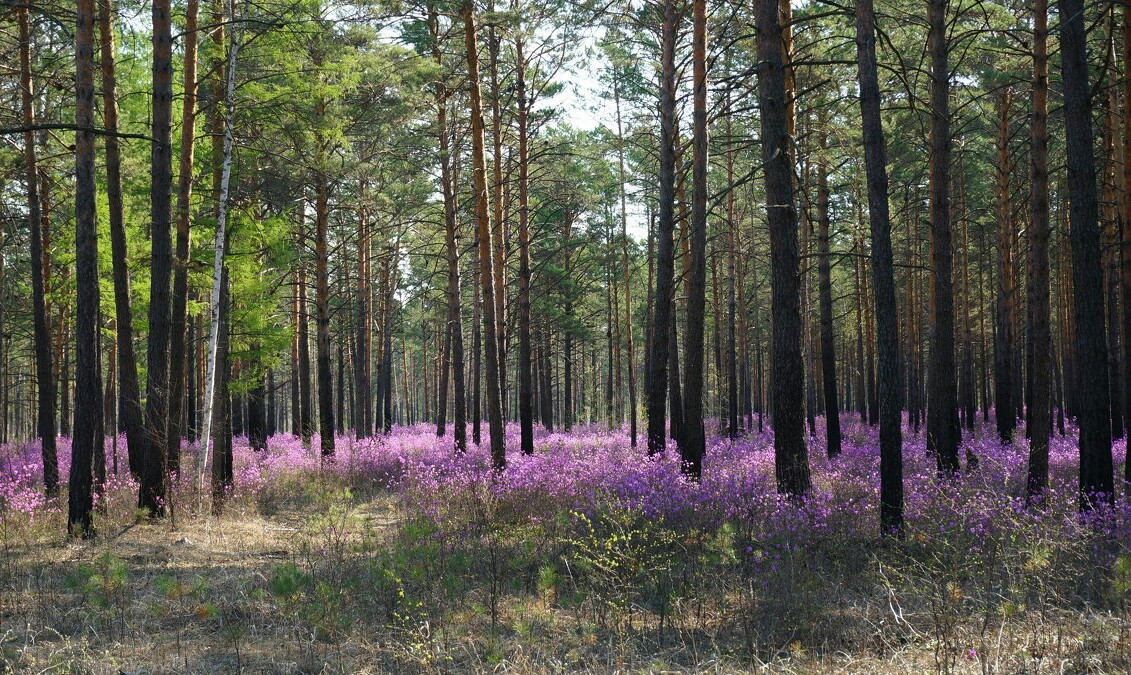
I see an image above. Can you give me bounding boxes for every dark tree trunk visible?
[267,368,276,436]
[758,0,810,496]
[315,178,335,456]
[994,89,1016,444]
[70,0,103,535]
[248,365,266,451]
[681,0,707,477]
[97,0,143,479]
[355,187,372,439]
[464,0,505,469]
[516,33,534,456]
[1061,0,1114,507]
[540,326,553,430]
[816,126,840,458]
[140,0,175,515]
[668,310,683,445]
[298,248,313,446]
[926,0,960,474]
[857,0,903,533]
[726,107,740,439]
[1026,0,1049,497]
[167,0,200,474]
[441,118,467,450]
[565,325,574,431]
[1122,0,1131,483]
[647,0,677,455]
[614,77,638,447]
[18,7,58,497]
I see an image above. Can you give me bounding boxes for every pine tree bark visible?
[516,32,534,456]
[647,0,677,455]
[816,124,840,458]
[615,79,638,447]
[757,0,810,496]
[926,0,960,474]
[18,7,58,497]
[97,0,143,478]
[314,176,335,456]
[464,0,505,469]
[355,184,373,438]
[856,0,903,533]
[681,0,708,477]
[433,37,467,450]
[994,88,1016,444]
[167,0,201,474]
[1061,0,1114,507]
[70,0,103,535]
[1122,0,1131,483]
[140,0,175,515]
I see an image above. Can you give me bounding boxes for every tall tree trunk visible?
[725,95,740,439]
[355,184,373,439]
[647,0,677,455]
[167,0,201,475]
[616,74,637,446]
[195,12,237,492]
[540,325,553,430]
[70,0,103,535]
[140,0,175,514]
[464,0,505,469]
[298,236,313,445]
[1031,0,1054,495]
[315,176,335,456]
[681,0,708,477]
[1061,0,1114,507]
[1122,0,1131,483]
[429,8,467,451]
[994,88,1016,444]
[211,269,232,513]
[488,19,508,411]
[926,0,960,474]
[18,7,58,497]
[515,32,534,456]
[248,365,266,451]
[97,0,143,479]
[757,0,809,496]
[856,0,903,533]
[816,122,840,458]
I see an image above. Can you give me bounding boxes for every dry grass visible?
[1,477,1129,674]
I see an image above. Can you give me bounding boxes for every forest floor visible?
[1,420,1130,673]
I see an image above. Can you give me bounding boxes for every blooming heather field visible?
[1,419,1130,672]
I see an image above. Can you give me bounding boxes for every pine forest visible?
[2,0,1131,670]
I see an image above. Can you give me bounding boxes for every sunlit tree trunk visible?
[463,0,505,469]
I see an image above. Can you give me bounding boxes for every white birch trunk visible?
[196,0,239,493]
